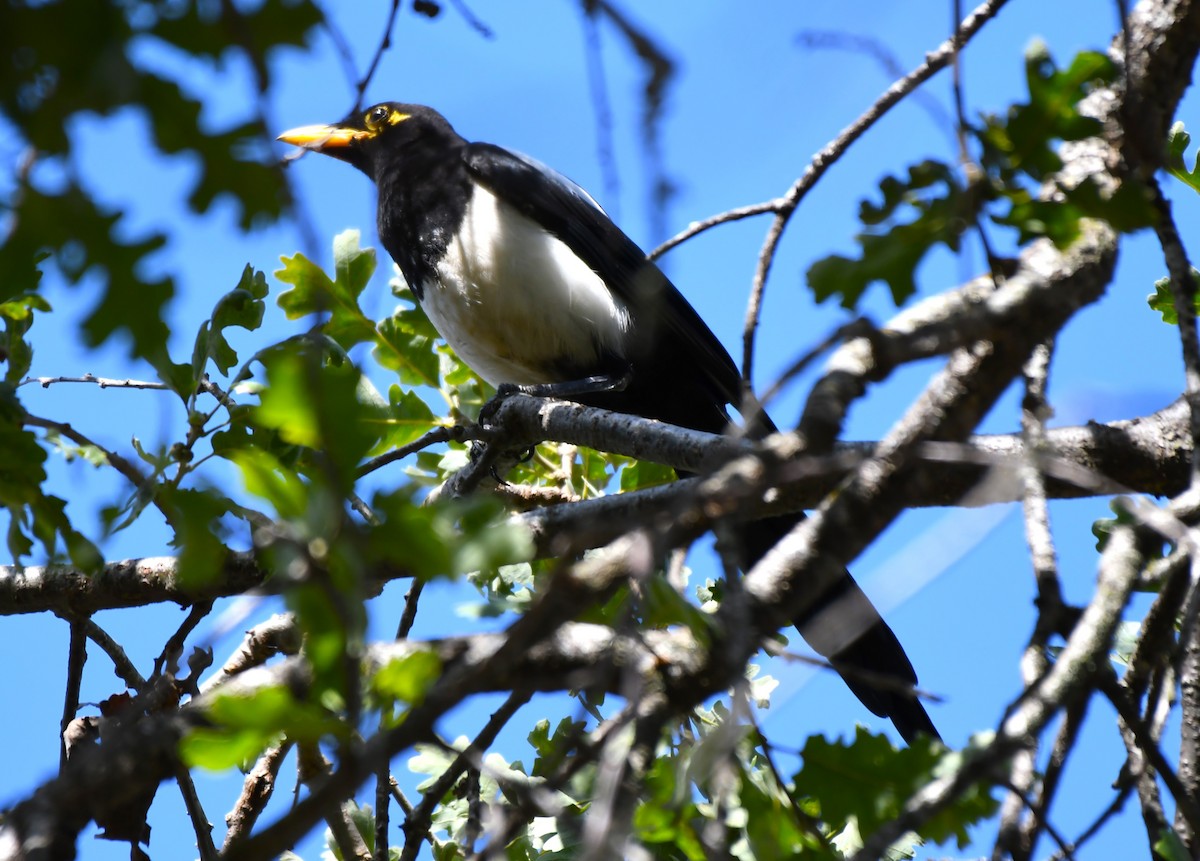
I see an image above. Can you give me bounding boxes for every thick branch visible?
[1,399,1190,617]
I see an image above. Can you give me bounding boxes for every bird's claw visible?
[478,382,521,428]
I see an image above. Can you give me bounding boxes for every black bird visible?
[278,103,939,743]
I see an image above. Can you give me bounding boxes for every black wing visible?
[464,143,743,419]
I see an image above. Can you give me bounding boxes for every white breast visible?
[420,186,631,387]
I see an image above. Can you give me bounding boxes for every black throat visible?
[373,135,473,299]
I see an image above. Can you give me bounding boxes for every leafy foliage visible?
[809,160,968,308]
[2,7,1186,859]
[809,44,1153,309]
[181,685,347,771]
[0,0,323,380]
[794,729,998,852]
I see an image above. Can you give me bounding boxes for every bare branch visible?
[398,690,532,861]
[222,742,292,851]
[2,398,1194,619]
[58,619,87,771]
[740,0,1012,384]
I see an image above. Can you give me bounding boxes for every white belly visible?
[420,187,631,386]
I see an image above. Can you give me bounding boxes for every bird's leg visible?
[478,368,632,427]
[501,369,632,401]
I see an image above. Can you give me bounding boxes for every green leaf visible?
[365,492,533,582]
[1148,268,1200,325]
[1092,504,1166,591]
[0,387,48,508]
[409,739,464,785]
[528,717,587,778]
[276,230,378,349]
[634,753,708,860]
[372,385,437,452]
[287,579,362,693]
[180,723,277,772]
[372,649,442,708]
[0,293,52,383]
[795,729,997,849]
[979,43,1115,183]
[160,486,238,588]
[228,447,308,520]
[192,265,269,378]
[0,181,177,371]
[1155,828,1193,861]
[148,0,323,80]
[0,387,100,566]
[973,45,1149,249]
[181,685,344,771]
[375,308,442,388]
[252,344,379,484]
[641,575,713,644]
[1166,122,1200,195]
[618,459,676,492]
[808,161,967,309]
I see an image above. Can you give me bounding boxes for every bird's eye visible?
[365,105,391,130]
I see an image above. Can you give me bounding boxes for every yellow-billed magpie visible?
[279,103,939,743]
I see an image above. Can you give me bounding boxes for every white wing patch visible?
[422,185,631,386]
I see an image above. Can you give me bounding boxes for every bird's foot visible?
[478,382,523,429]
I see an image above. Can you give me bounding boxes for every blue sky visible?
[4,1,1197,858]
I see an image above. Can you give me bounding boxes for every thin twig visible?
[22,414,149,496]
[22,374,168,391]
[176,764,218,861]
[740,0,1011,385]
[586,0,676,245]
[152,601,214,681]
[320,15,361,96]
[200,614,300,695]
[374,758,391,861]
[1175,595,1200,848]
[581,0,620,215]
[1146,170,1200,852]
[326,801,371,861]
[796,30,956,150]
[399,690,532,861]
[354,1,403,110]
[649,200,780,261]
[1101,670,1200,841]
[58,619,87,771]
[1047,784,1133,861]
[356,425,465,478]
[349,491,379,525]
[444,0,494,38]
[1150,178,1200,488]
[80,618,146,690]
[996,340,1062,860]
[993,778,1076,859]
[849,520,1141,861]
[1020,697,1089,858]
[395,581,425,641]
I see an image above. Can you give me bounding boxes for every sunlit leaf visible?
[1148,268,1200,325]
[372,649,442,708]
[1166,122,1200,195]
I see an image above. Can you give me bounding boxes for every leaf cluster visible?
[0,0,323,383]
[809,44,1154,309]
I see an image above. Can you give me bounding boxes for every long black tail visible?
[740,514,939,744]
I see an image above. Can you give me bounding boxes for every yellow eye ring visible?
[365,105,390,130]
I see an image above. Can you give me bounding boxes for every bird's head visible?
[277,102,459,179]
